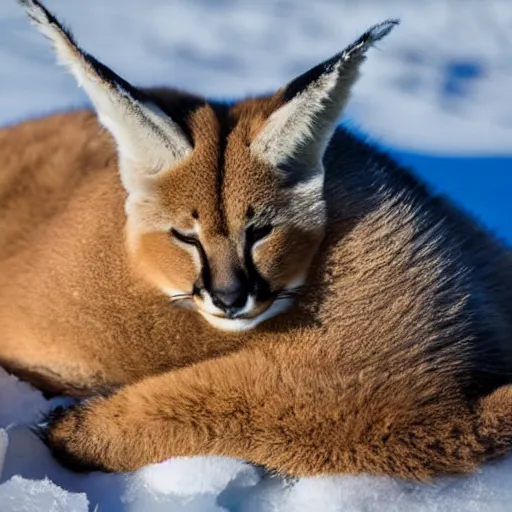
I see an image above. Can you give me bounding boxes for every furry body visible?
[1,0,512,477]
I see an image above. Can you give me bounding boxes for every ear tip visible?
[17,0,77,47]
[365,18,400,43]
[17,0,49,25]
[17,0,42,12]
[340,18,399,61]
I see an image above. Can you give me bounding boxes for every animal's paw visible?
[32,402,113,473]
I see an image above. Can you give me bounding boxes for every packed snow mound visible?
[0,0,511,154]
[2,368,512,512]
[0,476,88,512]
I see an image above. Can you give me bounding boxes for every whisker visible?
[275,295,295,301]
[280,288,303,296]
[170,294,193,303]
[276,293,299,300]
[274,285,305,302]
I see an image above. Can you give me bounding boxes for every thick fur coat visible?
[1,0,511,478]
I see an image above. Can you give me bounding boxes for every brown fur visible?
[2,2,512,478]
[2,103,512,478]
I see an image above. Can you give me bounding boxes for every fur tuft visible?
[17,0,82,71]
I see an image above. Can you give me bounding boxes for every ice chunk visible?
[0,429,8,479]
[0,369,50,427]
[0,476,88,512]
[129,456,261,497]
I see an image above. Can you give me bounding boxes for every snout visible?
[191,285,299,332]
[209,285,248,318]
[193,284,266,320]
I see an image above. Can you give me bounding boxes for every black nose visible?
[211,286,247,312]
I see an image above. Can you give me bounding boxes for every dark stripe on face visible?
[172,229,213,292]
[174,225,271,302]
[244,225,273,301]
[213,102,234,237]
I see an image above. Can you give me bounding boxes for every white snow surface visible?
[0,0,512,155]
[2,0,512,510]
[2,368,512,512]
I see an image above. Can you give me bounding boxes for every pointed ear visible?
[18,0,192,191]
[251,20,398,174]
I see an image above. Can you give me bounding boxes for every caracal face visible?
[126,101,327,332]
[19,0,397,331]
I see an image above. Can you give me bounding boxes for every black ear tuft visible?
[284,19,399,102]
[18,0,143,101]
[251,18,399,170]
[18,0,66,32]
[18,0,193,180]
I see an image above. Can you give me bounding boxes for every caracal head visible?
[19,0,398,331]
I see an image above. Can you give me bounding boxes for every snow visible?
[1,0,512,510]
[0,429,8,478]
[0,0,511,154]
[0,477,88,512]
[2,362,512,511]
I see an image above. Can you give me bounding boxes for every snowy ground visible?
[3,366,512,512]
[1,0,512,511]
[1,0,512,154]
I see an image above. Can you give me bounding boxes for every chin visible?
[198,298,294,332]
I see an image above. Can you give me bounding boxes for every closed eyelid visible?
[170,228,197,244]
[246,224,274,246]
[170,228,211,287]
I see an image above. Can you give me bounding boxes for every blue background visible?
[393,153,511,243]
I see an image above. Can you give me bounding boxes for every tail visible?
[477,385,512,461]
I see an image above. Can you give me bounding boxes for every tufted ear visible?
[251,20,398,180]
[18,0,192,192]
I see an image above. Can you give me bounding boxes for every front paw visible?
[33,402,113,473]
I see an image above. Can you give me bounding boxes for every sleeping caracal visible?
[1,0,512,478]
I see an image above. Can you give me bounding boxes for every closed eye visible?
[170,228,197,245]
[170,228,211,290]
[247,224,273,246]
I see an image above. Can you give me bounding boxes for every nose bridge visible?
[206,236,243,291]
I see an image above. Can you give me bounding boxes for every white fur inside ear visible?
[251,64,341,168]
[250,20,398,173]
[96,96,191,172]
[21,0,191,181]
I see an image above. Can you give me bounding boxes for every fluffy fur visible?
[1,0,512,478]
